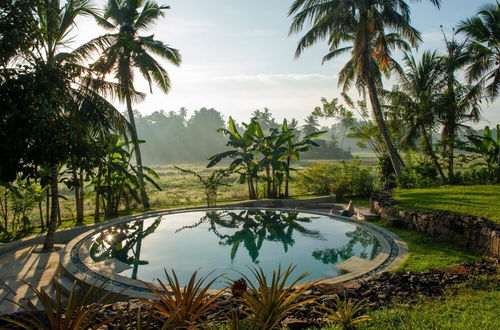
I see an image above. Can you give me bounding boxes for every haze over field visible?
[73,0,499,127]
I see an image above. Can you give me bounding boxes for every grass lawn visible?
[317,275,500,330]
[393,185,500,223]
[370,219,479,272]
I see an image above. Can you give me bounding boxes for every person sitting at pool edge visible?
[340,201,355,217]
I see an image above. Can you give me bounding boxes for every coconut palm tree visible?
[457,2,500,101]
[438,35,482,181]
[16,0,131,251]
[91,0,181,208]
[288,0,442,178]
[302,114,320,136]
[386,51,447,180]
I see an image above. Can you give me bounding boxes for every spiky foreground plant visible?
[239,264,318,330]
[316,295,371,330]
[140,270,225,329]
[0,281,118,329]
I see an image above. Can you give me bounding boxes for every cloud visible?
[199,73,338,84]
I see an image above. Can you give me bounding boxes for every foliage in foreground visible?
[316,296,371,330]
[0,281,117,330]
[140,270,224,329]
[238,265,318,330]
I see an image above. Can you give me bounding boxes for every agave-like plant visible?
[0,281,118,329]
[140,270,225,329]
[316,295,371,330]
[238,264,318,330]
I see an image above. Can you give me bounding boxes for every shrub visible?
[140,270,224,329]
[316,295,371,330]
[238,265,318,330]
[296,159,374,199]
[397,160,439,189]
[376,154,397,190]
[0,281,118,329]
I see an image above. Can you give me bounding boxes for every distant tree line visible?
[135,107,353,163]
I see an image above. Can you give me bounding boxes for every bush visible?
[453,167,492,185]
[397,160,439,189]
[297,159,374,199]
[376,154,397,190]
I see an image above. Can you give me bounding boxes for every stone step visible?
[382,215,402,225]
[19,282,65,311]
[356,211,379,221]
[53,275,80,297]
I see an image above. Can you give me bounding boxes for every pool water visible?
[89,209,380,288]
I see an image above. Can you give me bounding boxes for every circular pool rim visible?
[59,207,408,298]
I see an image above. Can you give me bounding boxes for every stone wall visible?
[370,191,500,257]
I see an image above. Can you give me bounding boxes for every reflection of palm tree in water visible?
[176,210,322,263]
[89,217,162,279]
[312,227,380,264]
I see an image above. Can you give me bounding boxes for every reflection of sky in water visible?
[89,210,380,288]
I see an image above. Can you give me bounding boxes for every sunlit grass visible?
[370,219,479,272]
[393,185,500,223]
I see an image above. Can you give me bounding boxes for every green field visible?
[393,185,500,223]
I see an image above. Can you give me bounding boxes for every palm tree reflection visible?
[312,227,380,264]
[176,210,322,263]
[89,217,162,279]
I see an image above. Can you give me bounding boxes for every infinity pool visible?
[88,209,381,288]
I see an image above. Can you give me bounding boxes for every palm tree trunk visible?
[38,201,44,231]
[74,169,84,224]
[125,91,150,208]
[94,167,101,223]
[366,77,404,177]
[285,156,291,197]
[45,188,49,229]
[42,164,59,251]
[266,165,271,198]
[422,127,446,181]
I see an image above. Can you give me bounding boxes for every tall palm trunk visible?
[422,127,446,181]
[266,165,271,198]
[285,156,291,198]
[73,169,84,224]
[42,164,59,251]
[366,77,404,177]
[125,87,150,209]
[94,166,102,223]
[38,201,44,231]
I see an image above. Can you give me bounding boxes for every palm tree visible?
[288,0,442,178]
[439,34,482,180]
[302,114,320,136]
[386,51,447,180]
[457,2,500,101]
[91,0,181,208]
[22,0,129,250]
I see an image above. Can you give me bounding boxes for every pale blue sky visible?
[75,0,499,127]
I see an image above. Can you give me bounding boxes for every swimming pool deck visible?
[0,199,406,315]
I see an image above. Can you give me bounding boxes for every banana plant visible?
[466,125,500,182]
[208,117,260,199]
[92,135,162,218]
